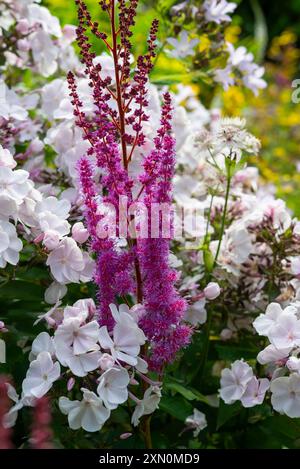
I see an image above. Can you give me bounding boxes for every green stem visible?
[198,163,232,383]
[213,165,232,268]
[141,415,153,449]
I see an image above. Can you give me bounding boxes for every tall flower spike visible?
[138,94,192,371]
[0,378,13,449]
[30,396,53,449]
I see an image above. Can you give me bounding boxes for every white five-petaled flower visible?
[253,303,297,338]
[97,367,130,410]
[0,145,16,169]
[46,237,94,284]
[59,388,110,432]
[131,386,162,427]
[268,313,300,350]
[0,220,23,268]
[203,0,237,24]
[166,31,199,59]
[54,310,100,377]
[29,331,55,361]
[22,351,60,398]
[185,408,207,437]
[98,304,146,366]
[240,377,270,408]
[220,360,253,404]
[271,373,300,418]
[0,167,31,204]
[54,318,99,356]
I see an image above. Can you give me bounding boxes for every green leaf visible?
[165,380,210,405]
[159,395,194,422]
[217,400,242,429]
[215,344,258,361]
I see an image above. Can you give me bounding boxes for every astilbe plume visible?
[138,94,192,370]
[69,0,191,368]
[0,378,13,449]
[30,397,53,449]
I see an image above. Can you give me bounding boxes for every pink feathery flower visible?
[138,94,192,371]
[0,377,13,449]
[30,396,53,449]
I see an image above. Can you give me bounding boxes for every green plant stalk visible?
[199,162,233,382]
[213,164,233,268]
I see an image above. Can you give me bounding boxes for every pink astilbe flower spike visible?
[30,396,53,449]
[0,377,13,449]
[138,94,192,371]
[70,1,191,366]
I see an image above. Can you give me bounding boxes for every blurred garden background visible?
[43,0,300,214]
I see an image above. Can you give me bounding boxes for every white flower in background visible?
[99,353,115,371]
[220,360,253,404]
[257,344,291,365]
[253,303,297,337]
[0,167,31,205]
[268,313,300,350]
[0,145,16,169]
[290,257,300,277]
[40,78,68,118]
[44,281,67,305]
[264,199,292,233]
[216,226,252,274]
[63,298,96,323]
[59,388,110,432]
[57,346,101,377]
[271,374,300,418]
[242,64,267,96]
[22,351,60,398]
[185,298,207,326]
[29,29,59,77]
[203,0,237,24]
[36,196,70,240]
[185,408,207,437]
[131,386,162,427]
[97,367,130,410]
[27,4,62,37]
[215,117,261,155]
[0,220,23,268]
[214,66,235,90]
[3,384,23,428]
[46,237,92,284]
[98,304,146,366]
[240,377,270,408]
[0,80,28,121]
[166,31,199,59]
[29,332,55,361]
[286,356,300,373]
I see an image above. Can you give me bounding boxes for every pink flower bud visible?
[204,282,221,300]
[29,138,44,154]
[72,222,89,244]
[99,353,115,371]
[120,433,132,440]
[62,25,77,43]
[0,321,8,333]
[17,39,30,52]
[67,377,75,392]
[43,231,60,251]
[220,328,233,341]
[16,19,29,35]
